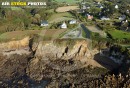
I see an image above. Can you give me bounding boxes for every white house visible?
[41,20,49,26]
[126,9,129,13]
[86,6,90,9]
[97,2,100,4]
[82,5,87,10]
[119,15,126,21]
[126,20,128,22]
[61,22,67,29]
[86,14,93,20]
[100,5,103,9]
[115,5,118,9]
[101,16,110,20]
[69,20,76,24]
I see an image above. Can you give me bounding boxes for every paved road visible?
[62,23,93,39]
[80,24,91,39]
[62,24,83,38]
[63,23,92,50]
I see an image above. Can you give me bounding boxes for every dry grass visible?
[39,29,67,40]
[0,37,30,50]
[0,29,67,42]
[56,6,79,12]
[86,26,106,37]
[0,30,40,40]
[48,12,74,23]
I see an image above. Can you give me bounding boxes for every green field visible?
[0,29,67,42]
[0,30,40,41]
[107,30,130,39]
[48,12,75,23]
[11,7,22,11]
[54,0,82,4]
[45,9,55,13]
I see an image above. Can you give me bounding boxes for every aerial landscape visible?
[0,0,130,87]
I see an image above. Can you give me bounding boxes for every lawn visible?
[45,9,55,13]
[0,30,40,41]
[56,6,79,12]
[38,29,67,40]
[54,0,82,4]
[11,7,22,11]
[107,30,130,39]
[86,26,107,38]
[0,29,67,42]
[48,12,75,23]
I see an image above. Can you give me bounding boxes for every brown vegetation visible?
[56,6,79,12]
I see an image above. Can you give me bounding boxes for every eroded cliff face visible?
[27,39,103,81]
[0,37,129,88]
[35,39,93,60]
[0,37,32,81]
[0,37,29,50]
[0,37,102,81]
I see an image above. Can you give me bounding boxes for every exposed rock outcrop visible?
[0,37,30,51]
[0,37,32,81]
[0,37,129,88]
[34,39,98,61]
[0,37,102,81]
[27,39,103,81]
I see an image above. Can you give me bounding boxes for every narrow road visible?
[62,23,92,39]
[80,24,91,39]
[77,28,82,37]
[62,24,83,38]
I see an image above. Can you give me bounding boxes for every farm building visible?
[86,14,93,20]
[61,22,67,29]
[115,5,118,9]
[41,20,49,26]
[101,16,110,20]
[69,20,77,24]
[119,15,126,21]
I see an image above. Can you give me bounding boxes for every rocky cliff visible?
[0,37,102,81]
[0,37,32,81]
[27,39,103,81]
[1,37,129,88]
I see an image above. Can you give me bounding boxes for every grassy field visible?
[0,29,67,42]
[54,0,82,4]
[45,9,55,13]
[107,30,130,39]
[86,26,106,38]
[56,6,79,12]
[38,29,67,40]
[11,7,22,11]
[0,30,40,41]
[48,12,75,23]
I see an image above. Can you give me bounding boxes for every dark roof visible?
[41,20,48,24]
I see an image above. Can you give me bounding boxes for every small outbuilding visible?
[86,14,93,20]
[101,16,110,20]
[41,20,49,26]
[115,5,118,9]
[61,22,67,29]
[69,20,77,24]
[119,15,126,21]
